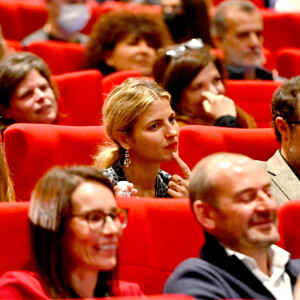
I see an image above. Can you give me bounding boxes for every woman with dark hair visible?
[161,0,212,45]
[85,10,173,77]
[0,165,143,298]
[153,39,257,128]
[0,52,58,132]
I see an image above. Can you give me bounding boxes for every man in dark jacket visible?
[164,152,300,299]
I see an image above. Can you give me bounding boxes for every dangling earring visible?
[124,149,131,168]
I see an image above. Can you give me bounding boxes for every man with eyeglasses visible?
[164,152,300,300]
[210,0,282,81]
[259,76,300,205]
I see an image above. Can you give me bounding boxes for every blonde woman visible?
[94,78,190,198]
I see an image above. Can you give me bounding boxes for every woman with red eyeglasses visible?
[0,166,143,299]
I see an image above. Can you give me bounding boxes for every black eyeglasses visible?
[67,208,128,232]
[165,38,204,59]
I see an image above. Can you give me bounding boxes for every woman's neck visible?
[123,160,160,197]
[68,268,98,298]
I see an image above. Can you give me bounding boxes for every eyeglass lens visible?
[86,208,128,232]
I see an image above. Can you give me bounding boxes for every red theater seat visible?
[4,124,109,202]
[161,126,280,176]
[53,70,104,125]
[0,202,31,276]
[117,197,204,294]
[0,198,203,296]
[262,12,300,54]
[276,48,300,79]
[26,41,86,75]
[0,1,47,41]
[225,80,282,128]
[277,200,300,258]
[102,70,142,100]
[6,40,23,51]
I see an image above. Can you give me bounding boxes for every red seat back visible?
[117,197,204,294]
[262,12,300,53]
[0,202,31,276]
[6,39,23,51]
[4,124,109,201]
[0,1,47,41]
[161,125,280,175]
[26,41,86,75]
[53,70,104,125]
[102,70,142,100]
[275,48,300,79]
[225,80,282,128]
[277,200,300,258]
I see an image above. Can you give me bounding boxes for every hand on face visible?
[202,91,237,121]
[168,152,190,198]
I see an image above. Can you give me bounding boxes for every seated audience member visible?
[85,11,173,77]
[22,0,90,47]
[0,165,143,298]
[94,77,190,198]
[0,52,58,133]
[164,152,300,300]
[259,76,300,205]
[161,0,212,45]
[210,0,281,80]
[153,40,256,128]
[0,146,15,202]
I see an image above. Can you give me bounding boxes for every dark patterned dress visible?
[101,161,172,198]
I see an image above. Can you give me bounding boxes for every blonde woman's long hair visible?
[94,78,171,169]
[0,146,15,202]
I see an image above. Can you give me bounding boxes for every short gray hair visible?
[211,0,258,37]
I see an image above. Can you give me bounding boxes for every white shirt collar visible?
[225,245,293,300]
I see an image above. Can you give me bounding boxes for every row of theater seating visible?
[6,38,300,79]
[0,197,299,296]
[22,68,281,129]
[0,1,292,50]
[3,123,280,202]
[0,0,162,41]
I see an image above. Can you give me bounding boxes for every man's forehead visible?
[211,158,270,190]
[225,8,262,28]
[210,156,264,181]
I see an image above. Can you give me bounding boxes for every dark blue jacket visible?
[164,232,300,299]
